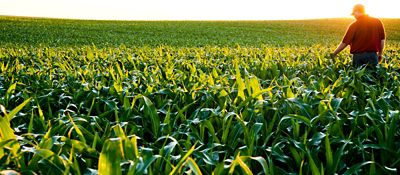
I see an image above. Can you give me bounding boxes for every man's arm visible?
[331,42,348,58]
[378,39,385,62]
[378,19,385,63]
[332,23,354,58]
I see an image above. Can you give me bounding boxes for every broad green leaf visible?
[219,89,229,98]
[280,114,311,127]
[369,153,376,175]
[135,152,160,174]
[307,151,321,175]
[343,161,374,175]
[5,98,32,122]
[235,63,246,102]
[229,152,253,175]
[236,156,253,175]
[142,96,160,138]
[289,146,302,166]
[249,77,263,100]
[5,83,17,104]
[27,148,56,169]
[0,99,31,158]
[169,144,196,175]
[325,134,333,173]
[68,113,86,144]
[87,49,94,60]
[98,139,122,175]
[130,135,139,160]
[186,157,202,175]
[241,156,271,175]
[332,140,350,173]
[286,87,295,98]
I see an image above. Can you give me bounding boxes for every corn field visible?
[1,17,400,174]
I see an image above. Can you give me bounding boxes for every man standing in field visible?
[331,4,385,67]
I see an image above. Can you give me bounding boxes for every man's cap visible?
[352,4,365,15]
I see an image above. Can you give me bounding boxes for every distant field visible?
[1,16,400,47]
[1,16,400,174]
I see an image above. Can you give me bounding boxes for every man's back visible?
[342,15,385,54]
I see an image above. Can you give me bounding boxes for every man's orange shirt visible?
[342,15,385,54]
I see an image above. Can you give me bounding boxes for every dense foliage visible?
[1,17,400,174]
[1,16,400,47]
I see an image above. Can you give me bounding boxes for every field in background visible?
[1,16,400,47]
[1,16,400,174]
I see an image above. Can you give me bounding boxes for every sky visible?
[0,0,399,20]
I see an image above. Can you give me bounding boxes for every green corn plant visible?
[0,98,31,168]
[1,18,400,174]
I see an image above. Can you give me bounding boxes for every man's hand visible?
[332,42,348,59]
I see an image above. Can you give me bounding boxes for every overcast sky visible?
[0,0,399,20]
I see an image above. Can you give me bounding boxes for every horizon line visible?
[0,14,359,22]
[2,15,400,22]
